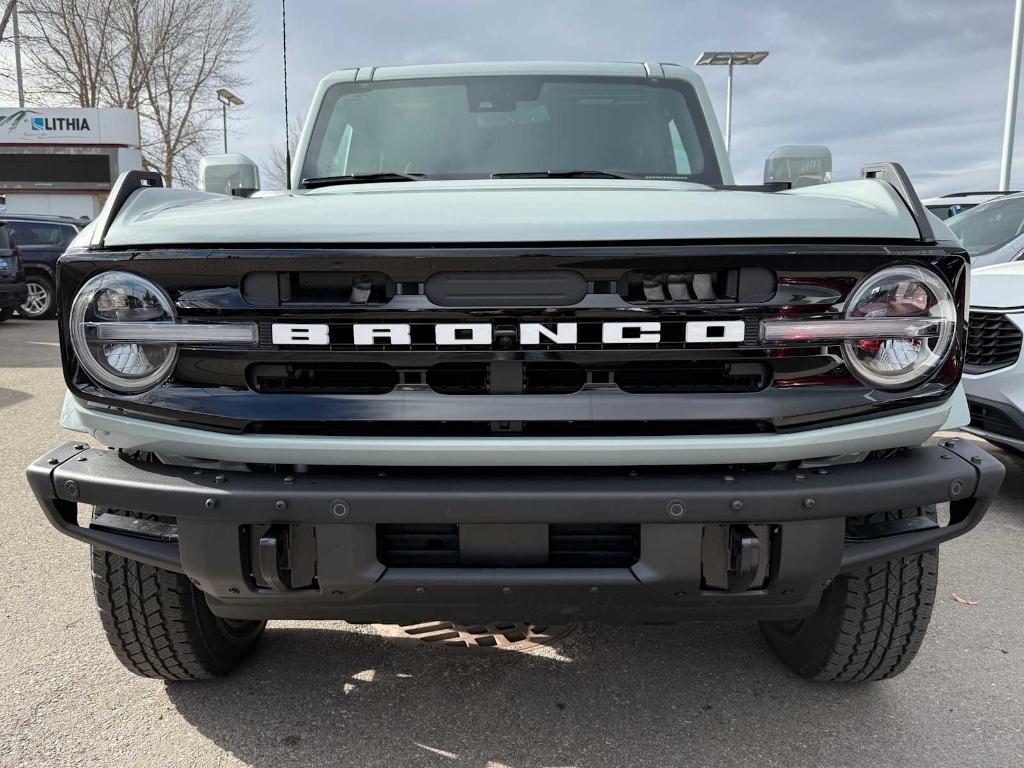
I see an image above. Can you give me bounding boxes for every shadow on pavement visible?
[0,386,31,409]
[166,621,891,768]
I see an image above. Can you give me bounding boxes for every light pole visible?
[695,51,769,153]
[1000,0,1024,191]
[216,88,243,153]
[12,0,24,108]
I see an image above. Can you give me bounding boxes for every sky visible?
[226,0,1019,197]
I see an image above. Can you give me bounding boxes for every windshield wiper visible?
[302,172,427,189]
[491,170,630,179]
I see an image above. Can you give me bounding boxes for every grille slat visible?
[966,313,1022,374]
[376,523,640,567]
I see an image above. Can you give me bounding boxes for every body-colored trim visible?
[61,386,967,467]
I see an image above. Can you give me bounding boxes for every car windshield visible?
[948,195,1024,256]
[301,75,723,185]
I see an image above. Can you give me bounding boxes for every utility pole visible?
[1000,0,1024,191]
[13,0,24,108]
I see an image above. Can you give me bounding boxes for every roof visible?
[324,60,690,83]
[0,213,86,225]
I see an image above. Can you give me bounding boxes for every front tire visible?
[18,274,56,319]
[91,548,266,680]
[760,507,938,682]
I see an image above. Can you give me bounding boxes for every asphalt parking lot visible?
[1,318,1022,768]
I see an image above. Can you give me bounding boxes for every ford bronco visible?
[27,61,1003,681]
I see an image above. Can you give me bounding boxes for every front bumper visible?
[27,440,1003,624]
[0,280,27,308]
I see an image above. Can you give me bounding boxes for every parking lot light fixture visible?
[216,88,244,154]
[695,51,769,153]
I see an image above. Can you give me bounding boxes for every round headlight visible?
[69,271,178,393]
[842,265,956,390]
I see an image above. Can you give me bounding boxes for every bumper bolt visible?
[47,458,59,465]
[415,586,425,595]
[64,480,79,498]
[502,586,512,595]
[723,475,735,484]
[803,497,816,509]
[666,499,687,519]
[330,500,350,519]
[941,454,952,460]
[816,468,829,475]
[950,480,964,497]
[590,586,600,594]
[730,499,743,511]
[214,474,226,484]
[794,473,805,481]
[227,587,240,594]
[971,456,983,464]
[74,444,86,450]
[275,499,288,512]
[205,498,218,510]
[283,475,294,485]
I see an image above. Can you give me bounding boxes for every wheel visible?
[0,306,12,322]
[91,513,265,680]
[18,274,56,319]
[760,507,938,682]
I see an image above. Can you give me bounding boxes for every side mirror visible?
[199,153,260,197]
[764,145,832,188]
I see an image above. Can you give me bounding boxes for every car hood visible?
[970,261,1024,309]
[100,178,922,247]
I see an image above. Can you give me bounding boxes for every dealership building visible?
[0,107,142,219]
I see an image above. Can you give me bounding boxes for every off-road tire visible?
[760,507,938,682]
[92,538,265,680]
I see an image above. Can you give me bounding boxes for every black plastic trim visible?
[860,162,935,244]
[88,170,164,250]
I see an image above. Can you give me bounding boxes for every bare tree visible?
[261,115,302,190]
[142,0,255,186]
[8,0,256,186]
[15,0,117,106]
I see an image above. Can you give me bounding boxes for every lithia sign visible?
[0,108,99,142]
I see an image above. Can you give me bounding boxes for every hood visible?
[970,261,1024,309]
[101,178,921,247]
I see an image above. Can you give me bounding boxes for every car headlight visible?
[69,271,179,393]
[841,265,956,390]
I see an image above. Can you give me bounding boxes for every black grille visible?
[376,523,640,567]
[548,524,640,566]
[966,313,1022,374]
[377,524,460,566]
[968,400,1024,441]
[249,363,398,394]
[615,362,767,393]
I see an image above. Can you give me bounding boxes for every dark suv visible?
[0,221,27,322]
[0,214,84,320]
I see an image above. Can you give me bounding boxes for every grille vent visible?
[966,313,1022,374]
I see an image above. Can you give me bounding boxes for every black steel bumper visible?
[27,439,1004,623]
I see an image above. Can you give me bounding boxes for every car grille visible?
[968,400,1024,441]
[966,312,1022,374]
[376,523,640,567]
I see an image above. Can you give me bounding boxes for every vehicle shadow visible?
[165,620,894,768]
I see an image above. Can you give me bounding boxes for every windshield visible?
[948,195,1024,256]
[301,76,723,185]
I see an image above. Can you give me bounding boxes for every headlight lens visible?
[69,271,178,393]
[842,265,956,389]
